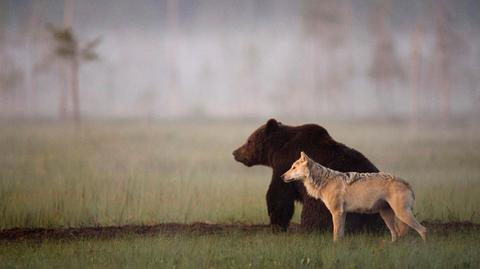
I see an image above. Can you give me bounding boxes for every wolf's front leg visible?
[379,208,398,242]
[331,212,346,242]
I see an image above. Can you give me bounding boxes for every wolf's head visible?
[281,151,312,183]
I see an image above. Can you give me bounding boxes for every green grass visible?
[0,121,271,228]
[1,121,479,229]
[1,120,479,268]
[1,231,479,268]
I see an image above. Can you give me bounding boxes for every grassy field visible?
[1,230,479,269]
[1,120,479,268]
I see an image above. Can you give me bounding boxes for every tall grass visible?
[0,121,479,229]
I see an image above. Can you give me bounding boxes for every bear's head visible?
[232,118,282,167]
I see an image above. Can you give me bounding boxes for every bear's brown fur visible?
[233,119,384,232]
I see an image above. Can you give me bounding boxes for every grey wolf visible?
[282,152,427,242]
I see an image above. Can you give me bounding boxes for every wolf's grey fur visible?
[309,161,412,192]
[283,152,426,242]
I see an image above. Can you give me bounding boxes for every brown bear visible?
[232,118,384,232]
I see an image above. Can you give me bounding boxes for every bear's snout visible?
[232,149,240,159]
[232,148,244,162]
[232,147,255,167]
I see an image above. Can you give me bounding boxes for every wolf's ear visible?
[301,151,311,162]
[265,118,279,134]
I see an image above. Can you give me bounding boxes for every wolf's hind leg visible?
[391,207,427,241]
[379,208,398,242]
[394,216,410,237]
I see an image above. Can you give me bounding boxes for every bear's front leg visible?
[300,195,332,232]
[266,174,296,232]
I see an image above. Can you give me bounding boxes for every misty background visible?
[1,0,479,121]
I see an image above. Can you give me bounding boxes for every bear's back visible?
[274,123,378,174]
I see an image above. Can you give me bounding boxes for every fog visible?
[1,0,479,121]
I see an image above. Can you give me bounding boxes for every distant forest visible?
[1,0,479,120]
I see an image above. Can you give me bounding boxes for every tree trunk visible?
[409,23,423,128]
[439,57,450,123]
[71,56,80,124]
[165,0,180,116]
[435,5,450,124]
[62,0,76,122]
[58,64,68,120]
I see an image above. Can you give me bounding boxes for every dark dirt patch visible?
[0,223,275,241]
[423,221,480,235]
[0,221,478,241]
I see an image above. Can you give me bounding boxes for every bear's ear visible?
[265,118,279,134]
